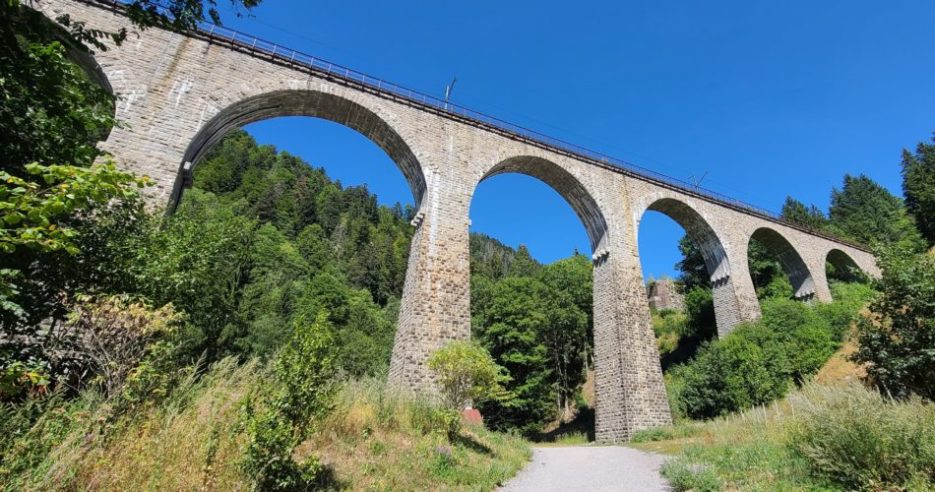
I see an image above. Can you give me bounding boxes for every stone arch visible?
[172,89,427,211]
[638,197,745,337]
[476,156,608,252]
[825,248,869,286]
[644,198,730,283]
[749,227,816,300]
[23,1,115,137]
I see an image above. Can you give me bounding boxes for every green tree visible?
[508,244,541,277]
[676,235,710,291]
[780,196,829,232]
[473,277,555,434]
[853,245,935,400]
[901,136,935,246]
[243,312,336,491]
[427,340,509,410]
[828,174,923,249]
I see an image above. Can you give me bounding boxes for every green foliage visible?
[653,308,689,355]
[853,244,935,400]
[427,340,509,411]
[683,286,716,339]
[0,358,50,402]
[901,135,935,246]
[660,459,723,492]
[472,277,556,434]
[469,237,592,434]
[789,384,935,491]
[676,235,710,290]
[507,244,540,277]
[829,174,924,249]
[242,313,337,490]
[779,196,829,232]
[469,233,516,280]
[60,294,182,397]
[470,263,593,435]
[0,7,116,172]
[0,163,147,317]
[273,312,337,428]
[672,288,871,419]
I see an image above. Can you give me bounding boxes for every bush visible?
[853,245,935,400]
[60,295,182,397]
[426,340,509,411]
[675,322,793,419]
[788,384,935,490]
[241,312,338,490]
[673,291,869,419]
[684,286,716,338]
[660,459,722,491]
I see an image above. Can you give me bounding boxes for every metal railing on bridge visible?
[85,0,870,252]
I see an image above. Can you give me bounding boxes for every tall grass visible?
[1,362,530,491]
[298,378,531,491]
[788,385,935,490]
[636,382,935,491]
[1,358,259,491]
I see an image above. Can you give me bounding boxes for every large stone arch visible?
[637,197,748,337]
[749,227,816,300]
[643,198,730,281]
[825,248,870,287]
[475,155,609,251]
[173,89,428,210]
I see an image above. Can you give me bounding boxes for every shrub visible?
[853,245,935,400]
[0,357,50,402]
[673,291,869,418]
[426,340,509,411]
[660,459,722,492]
[684,286,716,338]
[788,384,935,490]
[675,322,792,419]
[60,295,182,397]
[241,312,338,490]
[815,281,874,340]
[242,404,324,492]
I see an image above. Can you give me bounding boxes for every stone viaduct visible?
[35,0,880,442]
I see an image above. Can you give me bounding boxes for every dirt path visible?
[499,446,670,492]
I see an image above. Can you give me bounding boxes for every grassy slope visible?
[1,361,530,491]
[629,340,933,491]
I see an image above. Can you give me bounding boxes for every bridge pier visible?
[592,203,672,443]
[387,170,473,391]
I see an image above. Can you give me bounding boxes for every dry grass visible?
[812,339,866,386]
[297,379,531,491]
[14,358,258,491]
[4,362,530,491]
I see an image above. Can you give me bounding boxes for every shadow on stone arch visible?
[826,248,869,288]
[478,156,608,251]
[172,89,427,211]
[640,197,739,338]
[748,227,816,301]
[18,2,116,141]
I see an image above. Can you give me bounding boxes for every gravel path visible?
[499,446,670,492]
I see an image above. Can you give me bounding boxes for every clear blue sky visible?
[215,0,935,280]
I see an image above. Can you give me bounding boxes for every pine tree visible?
[828,174,923,249]
[780,197,829,232]
[902,136,935,246]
